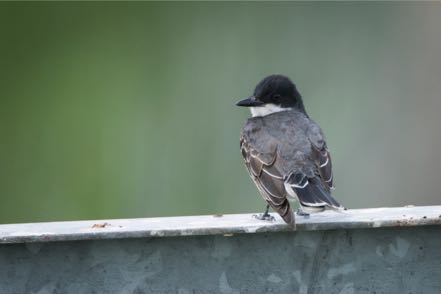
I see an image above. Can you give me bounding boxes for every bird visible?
[236,74,342,226]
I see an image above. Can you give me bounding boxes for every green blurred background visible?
[1,2,440,224]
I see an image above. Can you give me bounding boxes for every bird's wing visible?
[240,136,295,225]
[306,122,335,191]
[310,141,334,191]
[283,123,341,208]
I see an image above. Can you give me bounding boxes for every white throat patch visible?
[250,103,291,117]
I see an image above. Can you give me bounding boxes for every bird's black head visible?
[236,75,305,115]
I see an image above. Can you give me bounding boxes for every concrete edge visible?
[1,206,441,244]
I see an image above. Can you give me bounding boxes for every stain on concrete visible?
[389,237,410,258]
[292,270,308,294]
[375,245,384,256]
[267,273,282,283]
[177,288,190,294]
[327,263,356,279]
[339,283,355,294]
[219,272,239,294]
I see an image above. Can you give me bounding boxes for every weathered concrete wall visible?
[1,226,440,294]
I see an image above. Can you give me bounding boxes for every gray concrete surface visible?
[1,227,441,293]
[1,206,441,293]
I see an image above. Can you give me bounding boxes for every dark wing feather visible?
[311,143,334,191]
[287,173,341,207]
[240,137,295,225]
[307,121,334,192]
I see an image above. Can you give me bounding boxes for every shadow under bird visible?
[236,75,343,226]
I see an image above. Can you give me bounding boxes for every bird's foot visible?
[253,212,275,222]
[296,208,310,217]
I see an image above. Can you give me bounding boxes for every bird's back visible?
[241,109,318,178]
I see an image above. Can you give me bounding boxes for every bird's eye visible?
[272,94,281,102]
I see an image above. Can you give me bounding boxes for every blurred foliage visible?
[0,2,440,223]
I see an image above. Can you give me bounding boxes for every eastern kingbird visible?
[236,75,342,225]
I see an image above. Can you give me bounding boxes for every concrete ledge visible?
[1,206,441,244]
[1,206,441,293]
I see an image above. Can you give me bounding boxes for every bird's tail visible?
[294,177,342,209]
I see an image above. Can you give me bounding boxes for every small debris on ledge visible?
[92,222,110,229]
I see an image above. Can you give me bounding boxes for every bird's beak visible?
[235,96,264,107]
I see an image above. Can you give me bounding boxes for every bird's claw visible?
[296,208,310,217]
[253,213,275,222]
